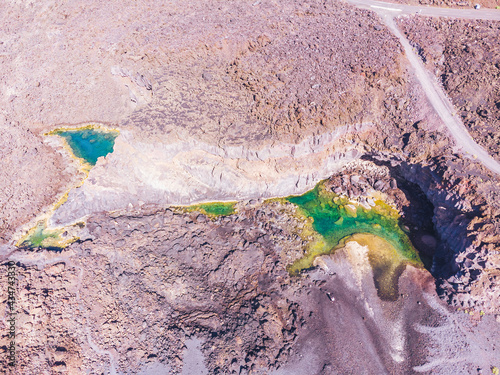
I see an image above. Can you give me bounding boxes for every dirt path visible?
[348,0,500,19]
[347,0,500,175]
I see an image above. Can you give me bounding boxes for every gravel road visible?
[347,0,500,175]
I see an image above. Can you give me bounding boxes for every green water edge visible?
[54,127,119,166]
[181,201,237,217]
[282,182,422,301]
[18,221,83,250]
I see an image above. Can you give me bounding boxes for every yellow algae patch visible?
[336,233,408,301]
[15,123,120,250]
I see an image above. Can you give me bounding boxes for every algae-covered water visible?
[183,202,237,217]
[18,220,79,250]
[54,127,118,165]
[286,182,421,300]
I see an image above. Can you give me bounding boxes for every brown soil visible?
[0,0,413,240]
[123,2,409,147]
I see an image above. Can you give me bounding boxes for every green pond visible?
[19,221,67,250]
[285,182,422,300]
[183,202,237,217]
[22,222,61,248]
[55,127,118,165]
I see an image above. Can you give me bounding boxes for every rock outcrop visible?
[3,194,500,373]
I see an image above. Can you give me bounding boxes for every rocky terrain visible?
[387,0,499,9]
[398,16,500,158]
[2,192,500,374]
[1,0,500,373]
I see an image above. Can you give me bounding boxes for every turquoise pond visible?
[55,128,118,165]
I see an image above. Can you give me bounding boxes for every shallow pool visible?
[54,127,118,165]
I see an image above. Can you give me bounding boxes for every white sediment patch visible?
[321,238,408,364]
[48,123,372,227]
[315,240,375,317]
